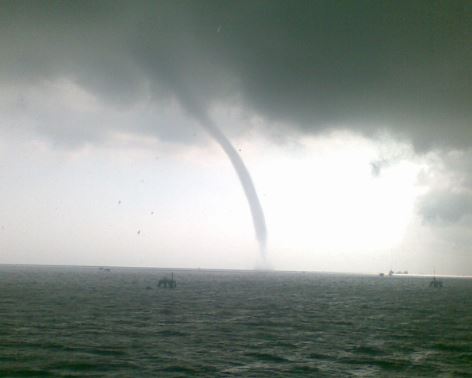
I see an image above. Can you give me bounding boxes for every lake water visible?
[1,265,472,376]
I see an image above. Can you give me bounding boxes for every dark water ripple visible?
[1,266,472,376]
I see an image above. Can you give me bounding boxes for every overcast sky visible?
[0,0,471,274]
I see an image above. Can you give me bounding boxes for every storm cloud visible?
[1,0,470,150]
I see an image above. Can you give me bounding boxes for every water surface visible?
[1,265,472,376]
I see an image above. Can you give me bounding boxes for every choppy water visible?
[1,265,472,377]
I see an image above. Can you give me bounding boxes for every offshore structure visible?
[429,276,443,288]
[429,269,443,288]
[158,272,176,288]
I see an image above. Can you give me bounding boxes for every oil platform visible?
[158,272,176,288]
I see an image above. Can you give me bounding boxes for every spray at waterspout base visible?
[254,256,272,270]
[254,241,272,270]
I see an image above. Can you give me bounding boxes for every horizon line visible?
[1,262,472,279]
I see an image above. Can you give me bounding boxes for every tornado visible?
[176,93,268,261]
[199,119,268,260]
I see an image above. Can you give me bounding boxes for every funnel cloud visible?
[179,94,268,259]
[199,119,268,259]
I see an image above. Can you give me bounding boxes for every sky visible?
[0,0,471,274]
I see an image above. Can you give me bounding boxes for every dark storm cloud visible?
[1,0,470,150]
